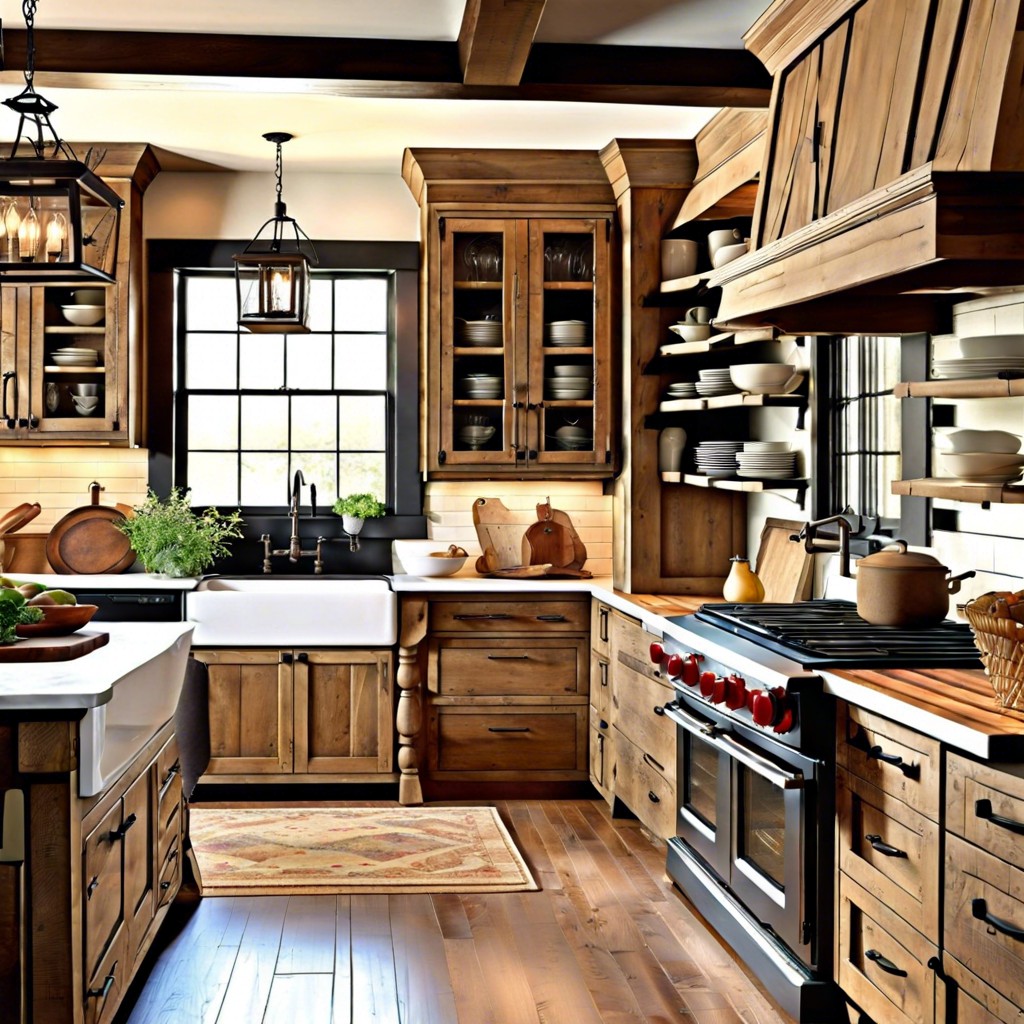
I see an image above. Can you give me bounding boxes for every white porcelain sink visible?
[185,576,398,647]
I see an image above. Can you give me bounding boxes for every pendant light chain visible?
[22,1,38,87]
[275,139,284,205]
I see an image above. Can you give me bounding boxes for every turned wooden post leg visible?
[396,642,423,805]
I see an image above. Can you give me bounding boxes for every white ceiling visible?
[0,0,770,173]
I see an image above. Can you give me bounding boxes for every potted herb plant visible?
[332,492,386,536]
[117,488,245,578]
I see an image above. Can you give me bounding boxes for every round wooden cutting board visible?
[46,505,136,574]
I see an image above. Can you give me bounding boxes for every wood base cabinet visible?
[193,648,394,783]
[588,599,613,801]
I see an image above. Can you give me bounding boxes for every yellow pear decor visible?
[723,555,765,603]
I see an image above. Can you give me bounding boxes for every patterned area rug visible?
[188,805,538,895]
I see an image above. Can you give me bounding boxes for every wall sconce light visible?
[234,132,318,334]
[0,0,124,282]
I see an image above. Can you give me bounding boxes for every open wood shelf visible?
[895,377,1024,399]
[43,366,106,374]
[892,478,1024,504]
[663,472,808,492]
[654,392,805,414]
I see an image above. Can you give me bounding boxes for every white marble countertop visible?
[0,621,195,710]
[6,572,200,591]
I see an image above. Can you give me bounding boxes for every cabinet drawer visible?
[83,925,126,1024]
[611,663,674,778]
[157,836,181,909]
[429,705,586,774]
[837,873,938,1024]
[611,729,676,839]
[591,648,611,719]
[945,832,1024,1010]
[945,953,1024,1024]
[431,597,589,633]
[610,610,664,686]
[837,768,940,940]
[591,600,612,659]
[589,705,612,798]
[947,752,1024,873]
[430,637,587,696]
[83,802,125,981]
[838,704,940,821]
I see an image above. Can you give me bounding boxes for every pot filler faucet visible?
[261,469,325,573]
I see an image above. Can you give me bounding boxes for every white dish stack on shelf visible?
[664,381,698,400]
[736,441,796,479]
[695,368,739,397]
[460,373,502,398]
[52,347,98,366]
[545,320,588,346]
[694,440,744,477]
[457,319,503,347]
[545,366,591,399]
[932,333,1024,378]
[939,429,1024,483]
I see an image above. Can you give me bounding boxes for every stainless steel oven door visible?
[666,699,820,963]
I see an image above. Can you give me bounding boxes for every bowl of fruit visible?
[0,578,96,639]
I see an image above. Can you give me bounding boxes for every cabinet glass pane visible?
[188,396,237,449]
[186,334,236,389]
[542,232,593,282]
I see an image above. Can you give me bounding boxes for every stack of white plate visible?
[546,376,590,399]
[736,443,797,478]
[665,382,698,399]
[461,373,502,398]
[545,320,589,346]
[932,356,1024,379]
[52,347,99,366]
[695,368,738,397]
[457,320,503,347]
[940,451,1024,483]
[694,440,744,476]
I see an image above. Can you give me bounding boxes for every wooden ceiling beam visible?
[0,29,771,107]
[458,0,546,86]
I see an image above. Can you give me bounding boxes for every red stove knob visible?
[699,671,717,698]
[649,642,665,665]
[750,687,793,731]
[681,654,701,686]
[725,674,747,710]
[665,653,684,679]
[710,677,728,704]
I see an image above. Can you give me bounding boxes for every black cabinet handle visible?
[87,876,100,900]
[598,607,609,643]
[2,371,16,428]
[454,614,512,620]
[927,956,947,981]
[653,705,665,716]
[972,898,1024,942]
[864,833,906,858]
[647,790,660,804]
[536,614,567,622]
[87,963,118,1000]
[867,745,918,778]
[975,798,1024,835]
[487,726,530,733]
[161,763,181,788]
[296,652,309,663]
[599,661,608,687]
[108,813,137,841]
[643,752,665,773]
[487,654,529,660]
[864,949,907,977]
[281,652,293,663]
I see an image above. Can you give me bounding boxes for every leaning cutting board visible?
[754,517,814,603]
[0,630,109,662]
[473,497,591,578]
[46,483,136,575]
[522,500,588,570]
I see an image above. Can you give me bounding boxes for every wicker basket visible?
[964,600,1024,711]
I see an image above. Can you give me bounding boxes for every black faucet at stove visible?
[261,469,325,573]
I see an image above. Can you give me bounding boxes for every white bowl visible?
[941,451,1024,479]
[670,323,712,343]
[947,429,1021,454]
[550,364,591,377]
[60,304,104,326]
[730,363,797,390]
[393,540,468,577]
[711,241,748,269]
[958,334,1024,358]
[707,227,743,257]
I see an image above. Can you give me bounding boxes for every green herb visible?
[116,488,245,578]
[0,591,42,644]
[332,493,387,519]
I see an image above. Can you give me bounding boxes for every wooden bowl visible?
[16,604,98,638]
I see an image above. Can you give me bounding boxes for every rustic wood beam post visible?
[397,598,428,805]
[458,0,546,86]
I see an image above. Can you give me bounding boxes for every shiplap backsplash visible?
[423,480,613,577]
[0,447,149,530]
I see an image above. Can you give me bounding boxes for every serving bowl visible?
[16,603,98,637]
[393,540,468,577]
[958,334,1024,358]
[60,304,104,326]
[947,429,1021,454]
[940,451,1024,481]
[730,363,797,391]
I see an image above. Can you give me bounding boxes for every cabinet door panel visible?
[122,766,154,965]
[610,730,675,839]
[83,802,125,983]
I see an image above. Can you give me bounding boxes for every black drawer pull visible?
[87,963,118,1000]
[926,956,947,980]
[972,898,1024,942]
[864,833,906,858]
[108,813,137,841]
[536,614,567,622]
[487,726,530,733]
[599,662,608,687]
[653,705,665,716]
[160,880,172,891]
[867,745,918,778]
[643,752,666,773]
[296,652,309,663]
[599,719,608,730]
[864,949,907,977]
[454,614,512,620]
[647,790,660,804]
[975,798,1024,835]
[487,654,529,660]
[87,876,100,899]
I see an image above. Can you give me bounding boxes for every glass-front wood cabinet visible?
[429,213,614,477]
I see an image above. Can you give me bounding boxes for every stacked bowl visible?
[460,373,502,398]
[940,430,1024,483]
[51,346,98,366]
[551,424,591,450]
[458,423,496,450]
[546,365,591,399]
[457,320,503,347]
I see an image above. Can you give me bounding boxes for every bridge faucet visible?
[260,469,325,573]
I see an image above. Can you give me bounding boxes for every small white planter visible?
[342,515,365,535]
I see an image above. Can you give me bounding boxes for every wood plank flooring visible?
[115,799,796,1024]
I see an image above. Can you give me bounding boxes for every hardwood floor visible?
[116,799,796,1024]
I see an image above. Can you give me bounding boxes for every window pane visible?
[338,452,386,498]
[241,451,289,506]
[188,395,238,449]
[291,396,337,450]
[239,335,285,390]
[286,334,333,390]
[241,395,289,450]
[339,395,386,450]
[293,451,337,502]
[336,278,387,332]
[186,277,237,331]
[307,277,334,333]
[186,333,236,389]
[335,334,386,390]
[188,453,239,506]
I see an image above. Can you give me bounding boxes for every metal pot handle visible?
[946,569,976,595]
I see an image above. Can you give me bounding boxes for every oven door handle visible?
[664,703,806,790]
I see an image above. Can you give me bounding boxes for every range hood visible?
[710,0,1024,336]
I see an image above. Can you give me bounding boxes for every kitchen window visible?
[146,241,420,515]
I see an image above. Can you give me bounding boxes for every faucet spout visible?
[791,514,852,578]
[288,469,307,560]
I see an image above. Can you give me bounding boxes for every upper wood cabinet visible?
[711,0,1024,335]
[403,148,617,479]
[0,146,158,444]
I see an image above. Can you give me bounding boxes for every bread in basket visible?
[963,590,1024,710]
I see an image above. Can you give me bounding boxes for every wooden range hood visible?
[710,0,1024,337]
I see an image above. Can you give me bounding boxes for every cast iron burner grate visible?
[693,599,983,669]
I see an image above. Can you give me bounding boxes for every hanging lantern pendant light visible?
[234,132,318,334]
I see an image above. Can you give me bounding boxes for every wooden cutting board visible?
[0,630,109,662]
[521,500,588,570]
[754,517,814,603]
